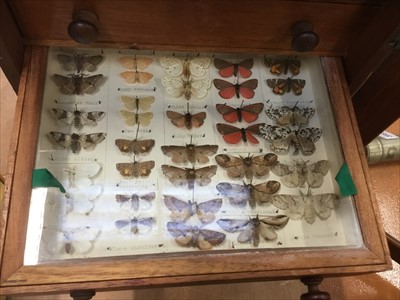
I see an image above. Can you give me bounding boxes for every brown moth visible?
[52,74,104,95]
[161,165,217,189]
[215,153,277,180]
[120,70,153,84]
[161,144,218,164]
[120,110,153,127]
[49,106,106,130]
[217,215,289,247]
[163,195,222,224]
[115,217,155,235]
[118,56,153,70]
[167,222,226,250]
[47,132,106,154]
[116,159,155,178]
[216,181,281,208]
[115,139,155,155]
[121,95,155,111]
[166,107,206,130]
[56,53,104,73]
[115,192,156,211]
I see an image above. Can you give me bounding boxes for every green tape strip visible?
[335,163,357,197]
[32,168,66,193]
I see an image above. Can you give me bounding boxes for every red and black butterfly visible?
[216,123,265,144]
[213,79,258,99]
[214,58,254,78]
[216,102,264,123]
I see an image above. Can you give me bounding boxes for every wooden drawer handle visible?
[68,10,99,44]
[291,20,319,52]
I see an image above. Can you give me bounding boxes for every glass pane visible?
[24,48,362,264]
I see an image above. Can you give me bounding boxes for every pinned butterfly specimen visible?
[120,95,155,111]
[116,158,155,178]
[160,56,211,78]
[161,165,217,189]
[115,138,155,155]
[118,56,153,70]
[265,103,315,126]
[163,195,222,224]
[264,57,301,76]
[65,185,102,214]
[215,153,277,180]
[120,70,153,84]
[266,77,306,95]
[260,125,322,155]
[270,160,330,188]
[162,76,211,100]
[216,102,264,123]
[49,106,106,130]
[271,190,338,224]
[120,110,153,127]
[216,123,265,144]
[43,226,100,255]
[217,215,289,247]
[115,217,155,235]
[214,58,254,78]
[167,222,225,250]
[52,74,104,95]
[161,143,218,164]
[47,132,106,154]
[213,78,258,99]
[115,192,156,211]
[64,163,102,189]
[166,104,206,130]
[216,181,281,208]
[56,53,104,73]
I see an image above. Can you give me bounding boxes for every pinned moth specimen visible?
[162,76,211,100]
[214,58,254,78]
[264,57,301,76]
[121,95,155,111]
[215,153,277,180]
[260,125,322,155]
[216,123,265,144]
[49,106,106,130]
[216,102,264,123]
[116,158,155,178]
[64,163,102,189]
[217,215,289,247]
[216,181,281,208]
[160,56,211,78]
[120,70,153,84]
[118,55,153,70]
[265,103,315,126]
[120,110,153,127]
[167,222,226,250]
[56,53,104,73]
[65,185,102,214]
[163,195,222,224]
[115,123,155,155]
[43,226,100,255]
[161,142,218,164]
[166,105,206,130]
[115,192,156,211]
[213,78,258,99]
[271,190,338,224]
[270,160,330,188]
[52,74,104,95]
[115,217,155,235]
[161,165,217,189]
[47,132,106,154]
[266,77,306,95]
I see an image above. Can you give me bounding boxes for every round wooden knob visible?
[291,20,319,52]
[68,10,99,44]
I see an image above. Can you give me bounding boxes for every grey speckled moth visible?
[47,132,106,154]
[56,53,104,73]
[52,74,104,95]
[49,107,106,130]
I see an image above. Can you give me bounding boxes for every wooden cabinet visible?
[0,0,396,298]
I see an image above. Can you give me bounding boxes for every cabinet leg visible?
[300,276,330,300]
[70,290,96,300]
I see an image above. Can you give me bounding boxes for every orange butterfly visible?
[216,123,265,144]
[214,58,254,78]
[120,70,153,84]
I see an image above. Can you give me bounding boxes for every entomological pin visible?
[217,215,289,247]
[115,217,155,235]
[115,124,155,155]
[266,76,305,95]
[270,159,330,188]
[214,58,254,78]
[115,191,156,211]
[213,78,258,99]
[160,55,211,78]
[47,132,106,154]
[215,153,277,180]
[161,165,217,189]
[216,180,281,208]
[265,102,315,126]
[118,55,153,70]
[120,110,153,127]
[52,74,104,95]
[162,75,211,100]
[116,157,155,178]
[216,101,264,123]
[260,125,322,155]
[271,189,338,224]
[163,195,222,224]
[167,222,225,250]
[56,53,104,73]
[264,56,301,76]
[120,95,155,111]
[49,105,106,130]
[216,123,265,144]
[166,103,206,130]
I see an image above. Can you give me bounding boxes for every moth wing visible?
[217,219,249,233]
[238,79,258,99]
[49,108,74,126]
[259,223,278,241]
[83,55,104,72]
[267,78,288,95]
[161,165,188,187]
[138,96,155,111]
[120,110,138,126]
[137,112,153,127]
[189,57,211,77]
[287,59,301,75]
[47,132,72,149]
[270,162,292,177]
[194,165,217,186]
[70,227,99,254]
[160,56,184,76]
[81,75,103,94]
[119,56,144,69]
[291,79,306,95]
[216,104,238,123]
[253,181,281,204]
[161,145,189,164]
[237,229,254,244]
[80,133,106,150]
[216,123,242,144]
[120,95,138,110]
[271,195,305,220]
[216,182,249,207]
[120,71,153,84]
[303,197,316,224]
[137,160,155,177]
[163,195,190,213]
[191,112,207,128]
[56,54,75,71]
[196,198,222,225]
[198,229,225,249]
[214,59,234,77]
[293,107,315,125]
[138,192,156,210]
[260,215,289,228]
[190,78,211,99]
[312,194,338,220]
[162,76,184,97]
[215,154,243,168]
[52,74,76,95]
[213,79,236,99]
[194,145,218,164]
[166,111,185,128]
[80,111,106,128]
[137,71,153,84]
[241,103,264,123]
[237,58,254,78]
[136,56,153,70]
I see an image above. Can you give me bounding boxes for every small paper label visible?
[379,131,399,140]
